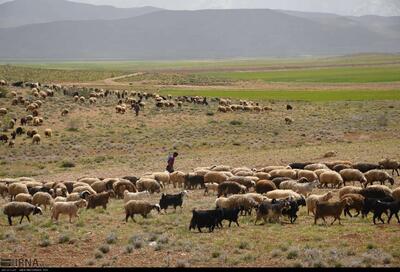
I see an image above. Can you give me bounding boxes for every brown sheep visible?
[314,198,352,225]
[255,180,277,194]
[340,193,365,217]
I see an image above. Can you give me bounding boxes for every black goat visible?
[159,190,188,212]
[216,207,241,228]
[184,174,205,190]
[189,209,220,233]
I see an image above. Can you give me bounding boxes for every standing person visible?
[132,102,140,116]
[166,152,178,173]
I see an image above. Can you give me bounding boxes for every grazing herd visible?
[0,79,296,149]
[0,159,399,233]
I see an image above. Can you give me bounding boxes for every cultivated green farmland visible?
[161,89,400,101]
[204,65,400,83]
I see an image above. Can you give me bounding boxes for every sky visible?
[64,0,400,16]
[1,0,400,16]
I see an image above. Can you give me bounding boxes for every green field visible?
[161,89,400,101]
[204,65,400,83]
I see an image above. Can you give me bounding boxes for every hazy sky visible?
[1,0,400,16]
[64,0,400,16]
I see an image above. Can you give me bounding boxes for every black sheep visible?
[184,174,205,190]
[216,207,240,228]
[361,197,393,218]
[0,134,8,143]
[352,163,382,173]
[159,191,188,212]
[288,162,313,169]
[16,127,24,135]
[189,209,220,233]
[281,199,299,224]
[370,200,400,224]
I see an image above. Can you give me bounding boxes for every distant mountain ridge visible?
[0,4,399,60]
[0,0,162,28]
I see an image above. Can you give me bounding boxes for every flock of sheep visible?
[0,79,294,149]
[1,158,399,232]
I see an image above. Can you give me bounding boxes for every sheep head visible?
[33,206,43,215]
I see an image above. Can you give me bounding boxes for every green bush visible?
[60,161,75,168]
[0,87,8,98]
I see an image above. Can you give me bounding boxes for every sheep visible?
[340,193,365,217]
[3,202,42,226]
[204,182,219,195]
[235,170,254,177]
[136,178,161,194]
[359,185,392,199]
[32,192,53,211]
[72,185,97,195]
[0,134,9,143]
[51,199,87,223]
[393,187,400,201]
[189,209,220,232]
[269,169,298,179]
[124,200,160,222]
[338,186,363,199]
[279,179,298,190]
[304,163,329,171]
[324,160,353,170]
[319,171,344,188]
[288,162,313,169]
[217,181,246,197]
[0,108,8,116]
[183,173,205,190]
[292,180,320,197]
[227,176,256,190]
[256,166,289,173]
[169,171,186,188]
[90,180,109,194]
[86,191,114,210]
[370,200,400,224]
[78,177,101,185]
[255,172,271,180]
[306,192,334,215]
[210,165,232,172]
[255,199,290,225]
[216,207,241,228]
[352,163,382,173]
[314,169,330,178]
[113,179,137,199]
[123,190,150,203]
[364,170,395,186]
[159,191,188,212]
[204,171,229,184]
[333,164,352,172]
[61,109,69,116]
[379,158,400,176]
[215,195,259,216]
[266,189,302,201]
[66,191,90,202]
[243,193,271,204]
[8,183,29,201]
[297,170,318,182]
[32,134,41,144]
[255,180,277,194]
[54,196,67,202]
[271,177,292,188]
[0,183,8,198]
[339,169,367,187]
[314,198,352,225]
[15,193,33,203]
[44,129,52,137]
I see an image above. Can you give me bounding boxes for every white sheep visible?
[15,193,33,203]
[204,182,219,195]
[8,183,29,201]
[124,200,160,222]
[339,169,367,186]
[204,171,229,184]
[123,190,150,203]
[269,169,298,179]
[292,180,320,197]
[297,170,318,182]
[32,134,41,144]
[266,189,302,201]
[51,199,87,223]
[338,186,363,199]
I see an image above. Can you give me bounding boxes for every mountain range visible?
[0,0,399,60]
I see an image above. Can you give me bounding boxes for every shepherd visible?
[166,152,179,173]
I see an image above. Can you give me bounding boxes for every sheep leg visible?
[8,216,12,226]
[331,217,337,225]
[395,212,400,223]
[387,212,393,224]
[125,214,129,222]
[198,227,202,233]
[19,216,25,224]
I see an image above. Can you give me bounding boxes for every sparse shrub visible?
[157,235,169,244]
[377,113,389,127]
[271,249,281,257]
[287,249,299,260]
[4,231,16,243]
[39,238,51,247]
[238,241,249,250]
[60,160,75,168]
[125,245,134,254]
[367,243,376,250]
[148,233,158,242]
[66,118,82,132]
[206,112,214,116]
[230,120,242,126]
[99,244,110,254]
[94,250,103,259]
[58,234,70,244]
[154,244,163,251]
[212,251,220,258]
[106,232,117,244]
